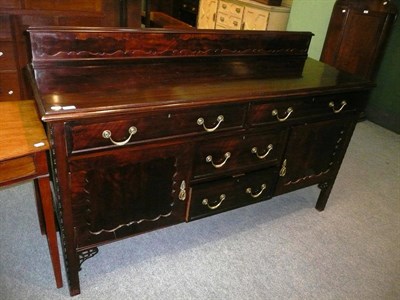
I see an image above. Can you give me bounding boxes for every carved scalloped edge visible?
[88,211,173,235]
[284,169,330,186]
[36,47,307,59]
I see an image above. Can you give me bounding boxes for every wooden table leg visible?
[36,176,63,288]
[33,180,46,235]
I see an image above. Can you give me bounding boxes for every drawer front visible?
[216,13,242,30]
[0,72,20,101]
[193,129,286,179]
[189,168,277,220]
[0,15,12,40]
[0,42,17,70]
[67,104,247,153]
[218,0,244,17]
[0,0,21,8]
[248,95,358,126]
[23,0,102,11]
[0,155,36,184]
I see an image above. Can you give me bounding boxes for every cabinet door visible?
[335,9,388,78]
[243,6,269,30]
[197,0,218,29]
[69,142,191,249]
[320,2,397,80]
[275,118,353,195]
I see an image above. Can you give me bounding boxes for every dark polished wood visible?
[0,100,62,289]
[0,0,126,102]
[26,27,373,296]
[320,0,398,80]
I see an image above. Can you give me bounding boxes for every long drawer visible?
[248,94,359,126]
[66,104,247,153]
[0,42,17,70]
[188,167,278,221]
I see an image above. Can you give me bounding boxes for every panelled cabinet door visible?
[243,6,269,30]
[69,143,191,249]
[320,0,398,80]
[198,0,219,29]
[333,9,389,78]
[275,118,353,194]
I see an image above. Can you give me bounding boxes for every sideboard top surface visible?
[26,27,373,121]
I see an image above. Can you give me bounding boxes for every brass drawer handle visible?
[178,180,187,201]
[246,183,267,198]
[251,144,273,159]
[279,159,287,177]
[206,152,231,168]
[329,100,347,113]
[102,126,137,146]
[272,107,293,122]
[197,115,224,132]
[202,194,226,210]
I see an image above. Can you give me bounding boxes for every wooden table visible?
[0,100,62,288]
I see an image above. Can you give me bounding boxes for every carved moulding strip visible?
[87,211,173,235]
[28,29,313,62]
[38,47,308,60]
[283,169,331,186]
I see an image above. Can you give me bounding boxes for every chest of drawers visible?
[198,0,290,30]
[27,28,373,296]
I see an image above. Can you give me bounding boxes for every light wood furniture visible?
[197,0,290,30]
[0,100,62,288]
[26,28,373,296]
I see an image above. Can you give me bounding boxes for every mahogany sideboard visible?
[26,27,373,296]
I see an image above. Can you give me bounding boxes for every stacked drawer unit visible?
[215,0,244,29]
[189,124,287,220]
[0,0,120,102]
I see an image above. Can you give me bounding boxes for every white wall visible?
[286,0,336,59]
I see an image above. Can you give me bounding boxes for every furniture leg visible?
[65,252,82,296]
[315,180,334,211]
[37,175,63,288]
[33,179,46,235]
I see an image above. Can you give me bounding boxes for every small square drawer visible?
[218,0,244,17]
[188,167,277,220]
[248,95,357,126]
[0,42,17,70]
[216,13,242,30]
[0,0,22,8]
[67,104,246,153]
[192,128,287,179]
